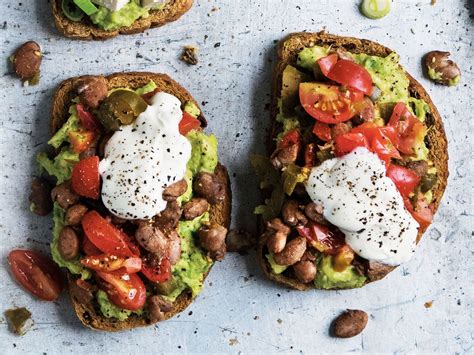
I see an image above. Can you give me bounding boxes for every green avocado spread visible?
[315,256,366,289]
[90,0,150,31]
[40,81,218,320]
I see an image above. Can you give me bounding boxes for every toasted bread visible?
[51,0,193,40]
[52,72,231,331]
[258,32,449,291]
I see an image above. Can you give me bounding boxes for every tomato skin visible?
[81,254,142,274]
[334,133,369,157]
[388,103,427,155]
[278,129,302,149]
[312,121,332,141]
[71,156,100,199]
[371,129,401,165]
[8,250,64,301]
[327,60,373,95]
[82,211,135,257]
[141,257,171,283]
[76,104,100,131]
[296,222,346,255]
[386,165,421,199]
[96,271,146,311]
[333,245,355,272]
[317,54,338,76]
[412,197,434,230]
[179,112,201,135]
[82,237,102,256]
[300,83,358,124]
[69,130,95,153]
[141,88,160,105]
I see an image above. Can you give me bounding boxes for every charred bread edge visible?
[51,0,193,40]
[51,72,231,331]
[258,32,449,291]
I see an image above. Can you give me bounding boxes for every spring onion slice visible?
[61,0,84,21]
[73,0,98,15]
[360,0,391,19]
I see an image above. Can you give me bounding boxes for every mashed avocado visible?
[186,131,218,176]
[265,253,288,274]
[48,107,79,149]
[135,81,157,96]
[297,46,330,70]
[90,0,150,31]
[165,213,213,302]
[96,290,142,321]
[315,255,366,289]
[184,101,201,118]
[51,203,91,279]
[37,149,79,184]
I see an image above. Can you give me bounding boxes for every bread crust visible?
[259,32,449,291]
[52,0,193,40]
[51,72,231,331]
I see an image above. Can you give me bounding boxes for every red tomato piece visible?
[304,143,318,168]
[81,254,142,274]
[317,54,338,76]
[312,121,332,141]
[334,133,369,157]
[371,130,401,165]
[76,104,100,131]
[69,130,95,153]
[278,129,302,149]
[141,88,160,105]
[300,83,360,124]
[388,103,427,155]
[386,165,421,199]
[8,249,64,301]
[296,222,346,255]
[411,197,434,230]
[96,271,146,311]
[82,211,135,257]
[179,111,201,135]
[82,237,102,256]
[141,257,171,283]
[71,156,100,199]
[327,59,373,95]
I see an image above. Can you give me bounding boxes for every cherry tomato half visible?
[300,83,363,124]
[8,250,63,301]
[69,130,95,154]
[76,104,100,131]
[141,257,171,283]
[82,211,135,257]
[71,156,100,199]
[96,271,146,311]
[296,222,346,255]
[312,121,332,142]
[388,103,427,155]
[326,59,373,96]
[81,254,142,274]
[317,54,338,76]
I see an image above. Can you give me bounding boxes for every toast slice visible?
[51,0,193,40]
[52,72,231,331]
[258,32,449,291]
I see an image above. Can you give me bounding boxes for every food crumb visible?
[277,318,283,324]
[5,307,33,336]
[229,338,239,346]
[424,301,434,308]
[431,0,436,5]
[253,315,259,320]
[180,46,198,65]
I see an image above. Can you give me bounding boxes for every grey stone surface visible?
[0,0,473,353]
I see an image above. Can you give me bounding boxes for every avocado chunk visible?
[281,65,311,116]
[297,46,330,70]
[315,255,366,289]
[266,253,288,274]
[183,101,201,118]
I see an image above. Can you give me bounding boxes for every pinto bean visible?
[135,224,168,256]
[210,244,227,261]
[332,310,368,338]
[293,260,317,283]
[12,41,42,80]
[162,179,188,201]
[148,295,173,322]
[155,201,182,231]
[273,236,307,266]
[282,200,308,226]
[58,227,79,261]
[270,144,299,169]
[265,218,291,254]
[199,224,227,252]
[75,76,108,109]
[193,172,226,204]
[304,202,327,225]
[65,204,88,226]
[29,177,53,216]
[405,160,429,178]
[182,198,209,220]
[166,230,181,265]
[225,229,256,252]
[51,182,79,209]
[69,279,96,305]
[425,51,461,86]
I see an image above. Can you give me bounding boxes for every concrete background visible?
[0,0,473,353]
